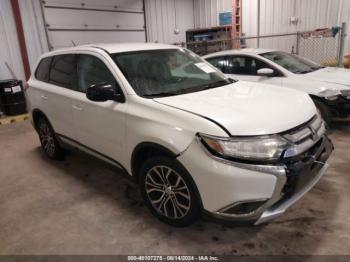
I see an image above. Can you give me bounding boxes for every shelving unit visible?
[231,0,242,48]
[185,0,243,55]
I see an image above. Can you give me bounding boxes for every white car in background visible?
[27,43,333,227]
[204,49,350,125]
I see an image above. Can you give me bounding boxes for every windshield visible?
[261,51,324,74]
[111,48,232,98]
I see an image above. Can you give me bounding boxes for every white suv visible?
[27,43,333,227]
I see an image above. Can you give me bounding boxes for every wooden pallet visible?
[0,113,29,125]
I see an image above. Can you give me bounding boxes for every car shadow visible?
[31,144,341,255]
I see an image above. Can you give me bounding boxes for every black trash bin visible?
[0,79,27,116]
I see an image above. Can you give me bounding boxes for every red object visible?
[10,0,31,81]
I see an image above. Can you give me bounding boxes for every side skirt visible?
[56,134,133,180]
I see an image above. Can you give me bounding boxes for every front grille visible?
[282,114,326,159]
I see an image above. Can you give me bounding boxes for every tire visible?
[139,156,201,227]
[313,100,332,128]
[37,117,65,160]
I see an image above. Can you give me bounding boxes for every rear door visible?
[70,53,127,164]
[32,54,78,140]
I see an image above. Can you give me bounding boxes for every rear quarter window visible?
[35,57,52,82]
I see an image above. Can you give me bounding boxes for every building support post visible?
[338,22,347,67]
[10,0,31,80]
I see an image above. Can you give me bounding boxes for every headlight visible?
[318,89,341,100]
[199,134,289,161]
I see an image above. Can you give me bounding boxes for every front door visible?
[225,55,283,86]
[70,53,127,166]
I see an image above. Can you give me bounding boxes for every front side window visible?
[226,56,279,76]
[49,55,77,89]
[77,55,117,93]
[261,51,324,74]
[111,49,231,98]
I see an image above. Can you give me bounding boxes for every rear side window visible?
[49,55,78,89]
[35,57,52,82]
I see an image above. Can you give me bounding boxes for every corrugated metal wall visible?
[0,0,25,81]
[0,0,195,83]
[2,0,349,83]
[19,0,49,72]
[194,0,231,28]
[193,0,350,53]
[145,0,194,44]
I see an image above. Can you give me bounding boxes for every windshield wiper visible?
[142,91,180,98]
[311,66,325,71]
[295,69,313,74]
[196,79,231,91]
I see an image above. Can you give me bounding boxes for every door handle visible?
[72,105,83,111]
[41,95,48,100]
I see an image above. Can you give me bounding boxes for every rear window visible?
[49,55,78,89]
[35,57,52,82]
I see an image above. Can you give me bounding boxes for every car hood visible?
[154,81,316,136]
[304,67,350,89]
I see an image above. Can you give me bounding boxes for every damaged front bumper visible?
[211,135,333,225]
[325,96,350,118]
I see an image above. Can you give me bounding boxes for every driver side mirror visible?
[257,68,274,77]
[86,83,125,103]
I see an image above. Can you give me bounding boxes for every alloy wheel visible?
[145,165,191,219]
[39,121,56,157]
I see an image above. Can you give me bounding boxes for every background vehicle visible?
[204,49,350,126]
[27,43,332,227]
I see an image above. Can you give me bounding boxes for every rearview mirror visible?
[257,68,274,77]
[86,83,124,102]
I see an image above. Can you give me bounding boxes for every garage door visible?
[40,0,146,50]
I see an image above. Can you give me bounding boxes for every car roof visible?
[203,48,276,58]
[42,43,182,57]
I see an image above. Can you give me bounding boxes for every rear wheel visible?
[139,156,201,227]
[37,117,65,160]
[313,100,332,127]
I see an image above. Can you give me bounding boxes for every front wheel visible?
[139,157,201,227]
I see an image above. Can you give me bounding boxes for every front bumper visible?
[178,135,333,225]
[325,97,350,118]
